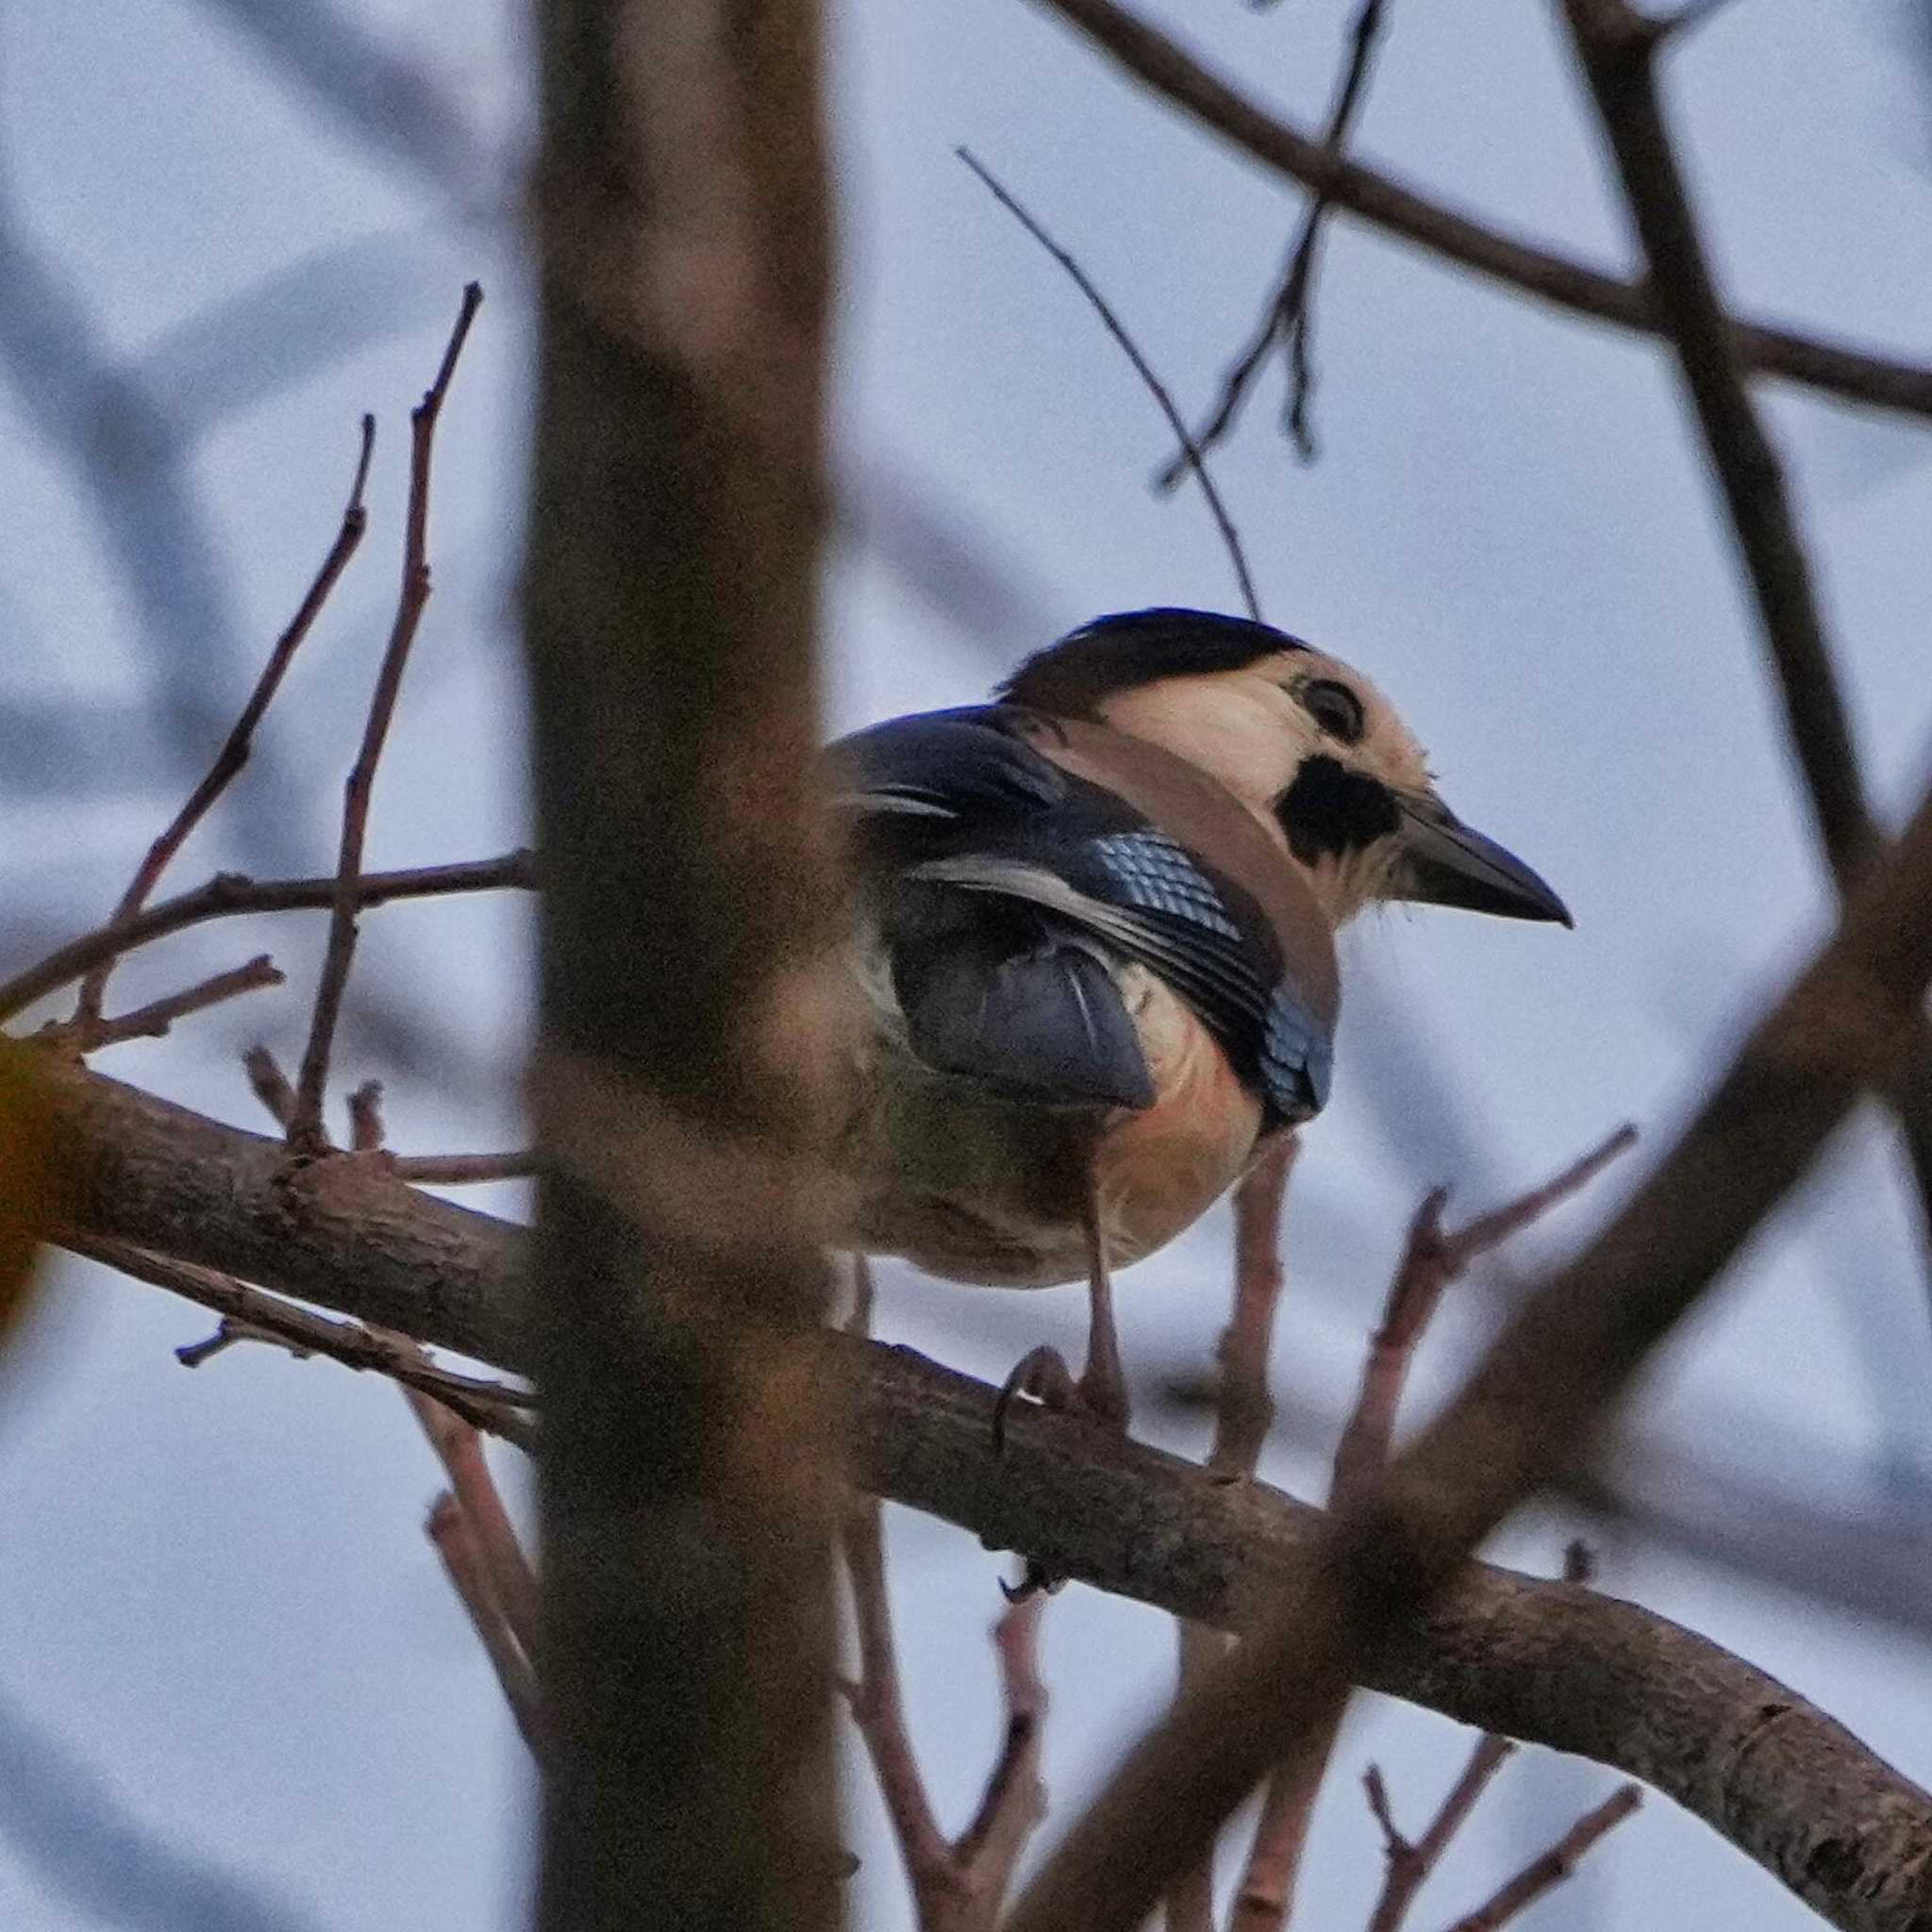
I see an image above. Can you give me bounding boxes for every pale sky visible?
[1,2,1930,1926]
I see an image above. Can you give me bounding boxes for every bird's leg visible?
[1074,1177,1128,1429]
[992,1171,1128,1447]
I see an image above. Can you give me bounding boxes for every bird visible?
[827,608,1568,1433]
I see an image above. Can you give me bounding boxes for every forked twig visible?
[1231,1125,1636,1931]
[956,146,1260,622]
[1032,0,1932,423]
[1166,1135,1296,1932]
[289,283,482,1153]
[70,415,377,1033]
[62,1232,538,1447]
[47,955,285,1053]
[1361,1740,1515,1932]
[427,1492,544,1756]
[0,850,537,1026]
[840,1254,1053,1929]
[1436,1784,1640,1932]
[1157,0,1389,478]
[405,1385,540,1659]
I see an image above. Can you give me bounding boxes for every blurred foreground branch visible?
[524,1,841,1928]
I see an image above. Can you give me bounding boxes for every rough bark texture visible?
[42,1057,1932,1932]
[524,2,841,1928]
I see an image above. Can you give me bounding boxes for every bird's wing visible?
[826,707,1330,1123]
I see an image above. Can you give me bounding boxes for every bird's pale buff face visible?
[1092,647,1432,924]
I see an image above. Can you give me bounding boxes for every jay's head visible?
[1000,608,1570,929]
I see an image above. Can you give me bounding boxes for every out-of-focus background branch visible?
[4,1,1932,1928]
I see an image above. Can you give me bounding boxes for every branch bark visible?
[39,1054,1932,1932]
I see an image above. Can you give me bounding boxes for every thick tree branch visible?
[1029,0,1932,423]
[34,1052,1932,1932]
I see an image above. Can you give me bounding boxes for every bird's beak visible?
[1392,792,1572,926]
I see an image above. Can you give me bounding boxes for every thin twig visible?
[348,1078,385,1151]
[1031,0,1932,422]
[62,1232,538,1448]
[841,1247,1053,1928]
[72,416,376,1031]
[1169,1138,1295,1932]
[841,1498,958,1906]
[389,1150,541,1185]
[0,850,537,1024]
[289,283,482,1154]
[1362,1740,1516,1932]
[46,955,284,1052]
[1230,1129,1634,1932]
[426,1492,545,1757]
[405,1386,540,1658]
[952,1592,1050,1902]
[1335,1123,1635,1504]
[956,146,1260,622]
[1158,0,1389,481]
[1436,1785,1641,1932]
[242,1042,298,1130]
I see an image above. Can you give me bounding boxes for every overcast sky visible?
[2,1,1931,1926]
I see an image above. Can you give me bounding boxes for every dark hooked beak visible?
[1392,792,1572,926]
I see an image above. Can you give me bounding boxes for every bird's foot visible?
[991,1346,1129,1453]
[991,1345,1131,1601]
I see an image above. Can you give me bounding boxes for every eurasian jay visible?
[829,608,1568,1430]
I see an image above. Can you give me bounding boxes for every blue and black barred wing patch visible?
[914,829,1332,1124]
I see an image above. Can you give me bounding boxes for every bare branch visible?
[1335,1125,1637,1503]
[956,145,1261,622]
[426,1492,545,1756]
[62,1230,536,1448]
[1191,1140,1295,1930]
[389,1150,541,1185]
[1363,1739,1517,1932]
[348,1079,386,1152]
[71,415,376,1031]
[1158,0,1390,480]
[0,850,537,1025]
[1030,0,1932,422]
[242,1043,298,1131]
[403,1387,540,1658]
[290,283,482,1154]
[1436,1784,1641,1932]
[841,1499,957,1902]
[47,956,285,1053]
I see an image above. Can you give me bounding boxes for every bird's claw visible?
[991,1344,1081,1455]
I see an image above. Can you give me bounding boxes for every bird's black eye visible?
[1302,678,1365,744]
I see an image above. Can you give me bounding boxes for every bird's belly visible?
[850,964,1263,1288]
